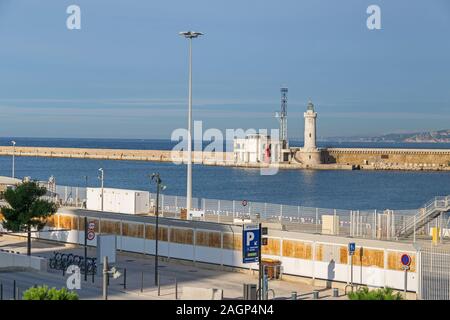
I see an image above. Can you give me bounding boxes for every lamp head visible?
[179,31,204,39]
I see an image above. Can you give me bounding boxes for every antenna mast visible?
[279,87,288,148]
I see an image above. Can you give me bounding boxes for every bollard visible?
[92,269,95,283]
[123,268,127,290]
[157,274,161,296]
[333,288,339,298]
[175,278,178,300]
[13,280,16,300]
[0,283,3,300]
[291,291,297,300]
[140,272,144,293]
[16,287,19,300]
[312,290,319,300]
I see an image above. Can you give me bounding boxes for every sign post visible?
[401,254,411,298]
[84,217,87,281]
[348,242,356,291]
[242,223,262,299]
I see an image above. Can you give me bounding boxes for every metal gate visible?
[419,246,450,300]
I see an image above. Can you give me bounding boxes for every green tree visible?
[1,181,58,255]
[23,285,78,300]
[348,286,403,300]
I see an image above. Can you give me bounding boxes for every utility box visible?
[86,188,150,214]
[243,284,257,300]
[97,234,117,264]
[322,215,339,235]
[188,209,205,221]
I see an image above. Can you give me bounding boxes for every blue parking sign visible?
[243,225,260,263]
[348,242,356,255]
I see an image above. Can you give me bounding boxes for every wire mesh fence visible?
[43,184,446,242]
[419,245,450,300]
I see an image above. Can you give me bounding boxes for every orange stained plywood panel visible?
[100,220,121,235]
[58,215,77,230]
[340,247,348,264]
[315,244,323,261]
[282,240,312,259]
[262,238,281,256]
[77,217,100,232]
[387,251,416,272]
[144,224,168,241]
[351,248,385,268]
[223,233,242,251]
[196,231,221,248]
[122,222,144,238]
[170,228,194,245]
[45,215,57,228]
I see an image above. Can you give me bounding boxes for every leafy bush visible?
[23,285,79,300]
[348,286,403,300]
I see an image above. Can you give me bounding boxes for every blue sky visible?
[0,0,449,139]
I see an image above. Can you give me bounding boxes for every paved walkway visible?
[0,235,346,300]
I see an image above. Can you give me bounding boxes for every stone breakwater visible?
[0,146,449,171]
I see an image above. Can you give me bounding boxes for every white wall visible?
[0,251,47,271]
[34,216,418,292]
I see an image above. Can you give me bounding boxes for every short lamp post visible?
[150,173,166,285]
[98,168,104,211]
[11,140,16,178]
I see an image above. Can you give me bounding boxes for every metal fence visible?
[46,184,442,242]
[419,245,450,300]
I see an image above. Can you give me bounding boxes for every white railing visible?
[49,184,449,241]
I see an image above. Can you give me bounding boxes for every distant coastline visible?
[321,129,450,144]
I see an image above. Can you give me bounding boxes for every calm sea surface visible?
[0,137,449,211]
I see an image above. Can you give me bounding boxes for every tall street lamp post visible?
[150,173,166,285]
[179,31,203,213]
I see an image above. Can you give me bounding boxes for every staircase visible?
[396,196,450,238]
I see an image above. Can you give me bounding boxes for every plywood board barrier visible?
[282,240,312,259]
[76,217,100,232]
[170,228,194,245]
[387,251,416,272]
[100,220,121,235]
[58,215,77,230]
[45,215,57,228]
[122,222,144,238]
[222,233,242,251]
[196,230,221,248]
[261,238,281,256]
[144,224,168,241]
[317,243,345,264]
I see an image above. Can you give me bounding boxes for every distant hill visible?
[323,129,450,143]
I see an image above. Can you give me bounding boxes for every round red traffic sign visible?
[88,222,95,230]
[401,254,411,266]
[87,231,95,241]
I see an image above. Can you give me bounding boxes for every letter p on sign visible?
[246,231,255,246]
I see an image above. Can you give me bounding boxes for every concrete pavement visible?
[0,235,346,300]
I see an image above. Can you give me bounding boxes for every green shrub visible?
[22,285,79,300]
[348,286,403,300]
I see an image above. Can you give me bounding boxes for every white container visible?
[86,187,150,214]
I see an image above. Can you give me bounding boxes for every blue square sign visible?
[348,242,356,255]
[242,225,260,263]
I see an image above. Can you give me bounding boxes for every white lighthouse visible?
[304,100,317,150]
[295,100,322,166]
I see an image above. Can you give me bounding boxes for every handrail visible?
[396,196,450,238]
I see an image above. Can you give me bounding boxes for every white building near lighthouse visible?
[233,133,282,164]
